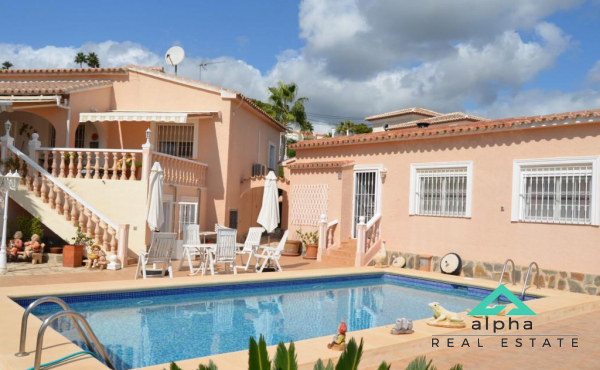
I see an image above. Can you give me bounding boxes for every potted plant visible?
[63,225,94,268]
[282,238,302,256]
[297,229,319,260]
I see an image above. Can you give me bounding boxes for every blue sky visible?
[2,0,600,131]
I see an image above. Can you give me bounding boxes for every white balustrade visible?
[355,213,382,267]
[153,152,208,188]
[317,214,339,261]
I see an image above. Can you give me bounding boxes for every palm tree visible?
[74,52,87,68]
[1,61,13,70]
[86,52,100,68]
[336,120,355,135]
[267,81,312,132]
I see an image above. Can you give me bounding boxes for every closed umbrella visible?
[146,162,165,231]
[257,171,280,233]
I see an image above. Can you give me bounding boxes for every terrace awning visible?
[80,112,188,123]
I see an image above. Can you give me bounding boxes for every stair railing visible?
[6,143,128,267]
[317,214,338,261]
[355,213,382,267]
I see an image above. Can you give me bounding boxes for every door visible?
[352,169,381,237]
[174,201,198,239]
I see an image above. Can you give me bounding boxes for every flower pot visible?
[63,245,83,267]
[282,240,302,256]
[303,243,318,260]
[48,247,62,254]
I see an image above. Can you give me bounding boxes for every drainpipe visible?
[169,184,178,233]
[56,97,71,147]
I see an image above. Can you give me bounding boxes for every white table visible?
[180,243,214,276]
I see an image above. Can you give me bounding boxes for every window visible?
[352,166,383,237]
[74,124,85,148]
[157,124,195,158]
[229,209,239,229]
[409,161,473,218]
[512,157,599,225]
[268,141,277,170]
[49,126,56,148]
[175,201,198,237]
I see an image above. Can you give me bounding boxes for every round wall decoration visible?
[91,133,99,141]
[440,253,462,275]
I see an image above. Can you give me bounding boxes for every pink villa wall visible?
[290,123,600,275]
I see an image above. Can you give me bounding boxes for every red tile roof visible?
[365,106,442,121]
[0,80,113,94]
[288,160,354,169]
[388,112,488,130]
[289,109,600,150]
[0,67,129,75]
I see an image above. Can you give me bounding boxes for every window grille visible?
[268,142,277,170]
[49,126,56,148]
[520,165,592,225]
[175,201,198,238]
[353,171,379,236]
[74,124,85,148]
[415,168,468,217]
[229,209,239,229]
[157,124,194,159]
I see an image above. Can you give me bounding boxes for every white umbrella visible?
[257,171,280,234]
[146,162,165,231]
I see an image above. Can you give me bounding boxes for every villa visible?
[0,65,287,265]
[286,106,600,294]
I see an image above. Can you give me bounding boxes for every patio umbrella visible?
[146,162,165,231]
[257,171,280,234]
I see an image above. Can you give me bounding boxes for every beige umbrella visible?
[146,162,164,231]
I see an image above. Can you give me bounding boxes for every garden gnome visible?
[7,231,23,262]
[95,248,108,270]
[86,245,101,269]
[19,234,42,260]
[327,319,347,350]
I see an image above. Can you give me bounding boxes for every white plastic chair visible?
[205,228,238,275]
[254,230,289,273]
[236,227,264,271]
[178,224,204,275]
[135,232,176,279]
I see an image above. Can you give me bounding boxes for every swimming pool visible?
[14,274,536,370]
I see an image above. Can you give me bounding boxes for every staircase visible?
[321,238,357,267]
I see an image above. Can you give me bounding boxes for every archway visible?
[0,110,57,150]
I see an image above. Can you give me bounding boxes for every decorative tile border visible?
[373,251,600,295]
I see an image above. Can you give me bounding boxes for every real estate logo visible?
[468,285,536,316]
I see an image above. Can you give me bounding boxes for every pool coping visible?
[1,267,599,370]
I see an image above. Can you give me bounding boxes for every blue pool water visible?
[14,274,535,370]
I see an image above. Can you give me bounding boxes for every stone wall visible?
[371,251,600,296]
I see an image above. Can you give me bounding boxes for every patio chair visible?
[178,224,204,275]
[205,228,238,276]
[235,227,264,271]
[135,232,176,280]
[254,230,289,273]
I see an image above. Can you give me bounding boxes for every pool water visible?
[15,274,531,370]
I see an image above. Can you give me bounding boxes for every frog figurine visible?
[327,319,347,351]
[426,302,466,328]
[7,231,23,262]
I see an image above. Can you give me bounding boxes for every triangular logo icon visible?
[467,285,536,316]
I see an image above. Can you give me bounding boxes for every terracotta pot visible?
[63,245,83,267]
[303,244,318,260]
[48,247,62,254]
[282,240,302,256]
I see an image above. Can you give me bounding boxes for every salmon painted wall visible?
[290,122,600,274]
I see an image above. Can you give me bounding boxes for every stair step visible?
[327,248,355,259]
[127,257,138,266]
[321,254,355,267]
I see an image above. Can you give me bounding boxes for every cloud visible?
[0,0,596,132]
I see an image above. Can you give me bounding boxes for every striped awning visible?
[79,112,188,123]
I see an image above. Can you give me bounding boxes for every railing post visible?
[1,120,14,171]
[317,214,327,262]
[108,223,128,271]
[141,128,153,182]
[355,216,366,267]
[28,133,41,162]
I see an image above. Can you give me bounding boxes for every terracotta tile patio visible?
[0,255,342,287]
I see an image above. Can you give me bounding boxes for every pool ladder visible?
[15,296,115,370]
[498,259,517,287]
[521,261,541,300]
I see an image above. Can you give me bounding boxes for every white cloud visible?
[0,0,597,132]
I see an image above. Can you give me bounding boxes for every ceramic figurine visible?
[7,231,23,262]
[327,319,347,350]
[391,255,406,268]
[372,241,388,268]
[426,302,466,328]
[95,248,108,270]
[19,234,43,261]
[86,245,101,269]
[390,318,414,334]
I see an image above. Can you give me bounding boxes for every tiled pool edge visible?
[1,267,599,370]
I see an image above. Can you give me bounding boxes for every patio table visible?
[181,244,214,276]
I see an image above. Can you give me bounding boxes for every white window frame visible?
[268,141,277,170]
[511,156,600,226]
[351,165,384,238]
[409,161,473,218]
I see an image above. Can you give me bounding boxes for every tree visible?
[2,61,13,70]
[267,81,312,132]
[74,52,87,68]
[335,120,372,135]
[86,52,100,68]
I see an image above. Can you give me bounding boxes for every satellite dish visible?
[165,46,185,75]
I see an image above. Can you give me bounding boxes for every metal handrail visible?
[521,261,540,299]
[15,297,92,357]
[34,310,115,370]
[498,259,516,286]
